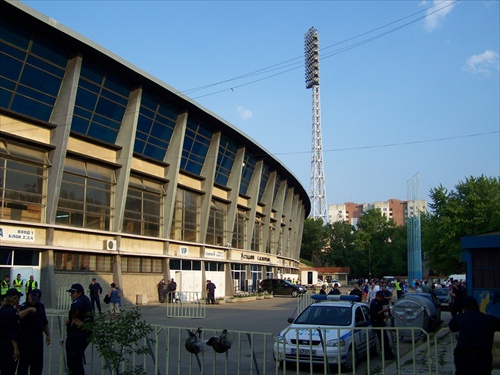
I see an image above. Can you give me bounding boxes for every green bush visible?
[84,307,155,375]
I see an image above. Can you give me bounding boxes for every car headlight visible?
[276,334,288,344]
[325,339,345,347]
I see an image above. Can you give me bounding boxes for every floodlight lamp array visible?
[304,27,320,89]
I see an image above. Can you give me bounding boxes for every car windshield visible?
[293,305,352,326]
[435,289,448,296]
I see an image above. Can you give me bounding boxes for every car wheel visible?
[341,345,358,372]
[291,290,299,298]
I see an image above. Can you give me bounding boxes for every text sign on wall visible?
[204,249,225,259]
[0,226,35,243]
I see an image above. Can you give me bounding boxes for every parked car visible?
[331,279,342,287]
[274,295,379,371]
[259,279,306,297]
[435,288,450,311]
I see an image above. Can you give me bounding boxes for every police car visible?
[273,295,380,371]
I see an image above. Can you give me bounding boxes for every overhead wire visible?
[175,0,459,100]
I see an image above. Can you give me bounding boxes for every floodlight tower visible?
[304,27,328,224]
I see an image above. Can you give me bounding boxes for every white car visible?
[331,279,342,287]
[273,295,380,371]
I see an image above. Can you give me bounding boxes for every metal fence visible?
[166,291,206,318]
[40,314,459,375]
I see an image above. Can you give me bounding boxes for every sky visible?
[23,0,500,208]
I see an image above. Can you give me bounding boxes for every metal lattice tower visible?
[407,173,423,281]
[305,27,328,224]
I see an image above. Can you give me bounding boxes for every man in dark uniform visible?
[88,278,103,313]
[370,291,395,360]
[64,283,93,375]
[350,283,363,299]
[18,289,50,375]
[206,280,216,304]
[167,278,177,303]
[0,288,22,375]
[449,296,500,375]
[328,283,341,295]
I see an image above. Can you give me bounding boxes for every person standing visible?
[370,291,395,360]
[328,283,341,295]
[13,273,24,294]
[1,274,10,302]
[25,275,38,295]
[88,278,102,313]
[18,289,50,375]
[107,283,121,319]
[206,280,216,304]
[0,288,22,375]
[395,279,403,300]
[157,279,166,303]
[319,284,327,295]
[350,283,363,300]
[167,278,177,303]
[449,296,500,375]
[65,283,93,375]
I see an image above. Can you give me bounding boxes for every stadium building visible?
[0,1,310,307]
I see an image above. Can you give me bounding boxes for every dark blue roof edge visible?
[461,232,500,250]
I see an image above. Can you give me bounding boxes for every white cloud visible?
[463,50,500,76]
[237,106,253,120]
[421,0,456,32]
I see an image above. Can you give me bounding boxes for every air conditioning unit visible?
[104,240,117,251]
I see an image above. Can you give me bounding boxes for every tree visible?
[300,218,328,263]
[422,175,500,274]
[356,208,403,278]
[86,308,155,375]
[326,221,357,268]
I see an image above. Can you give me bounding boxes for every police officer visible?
[18,289,50,375]
[25,275,38,295]
[370,290,395,360]
[449,296,500,375]
[0,288,22,375]
[13,273,23,293]
[1,274,10,302]
[64,283,93,375]
[88,278,103,313]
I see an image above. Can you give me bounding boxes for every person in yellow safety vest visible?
[13,273,24,293]
[395,279,403,300]
[1,274,10,301]
[25,275,38,294]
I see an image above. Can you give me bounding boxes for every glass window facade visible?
[180,118,212,175]
[71,60,131,143]
[170,259,201,270]
[170,188,200,242]
[0,142,47,222]
[251,219,263,252]
[135,92,177,161]
[215,134,238,187]
[232,209,248,249]
[259,164,271,202]
[56,158,115,230]
[206,200,228,246]
[54,252,113,272]
[240,154,256,195]
[0,18,68,121]
[123,176,164,236]
[121,256,163,273]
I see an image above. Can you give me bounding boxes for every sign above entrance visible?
[0,226,35,243]
[204,249,225,259]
